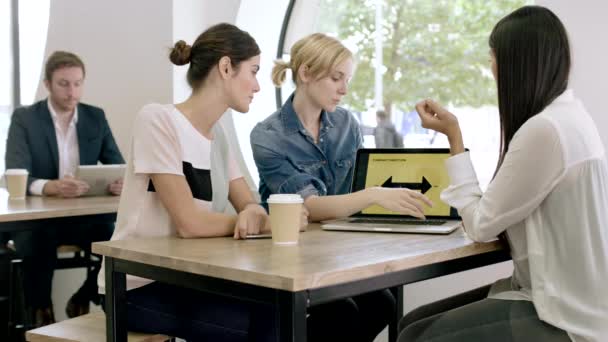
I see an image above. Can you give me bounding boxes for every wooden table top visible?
[93,224,504,291]
[0,188,120,222]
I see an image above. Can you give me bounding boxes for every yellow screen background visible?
[362,153,451,216]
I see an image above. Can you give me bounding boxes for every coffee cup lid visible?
[267,194,303,204]
[4,169,28,176]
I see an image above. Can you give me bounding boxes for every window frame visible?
[275,0,296,109]
[10,0,21,108]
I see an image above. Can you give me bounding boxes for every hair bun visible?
[169,40,192,66]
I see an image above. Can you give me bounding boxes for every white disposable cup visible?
[5,169,28,200]
[268,194,303,245]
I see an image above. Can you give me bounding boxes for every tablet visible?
[245,233,272,239]
[76,164,126,196]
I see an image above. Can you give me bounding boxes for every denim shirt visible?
[250,93,363,204]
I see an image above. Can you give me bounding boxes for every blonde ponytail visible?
[271,60,291,87]
[283,33,352,88]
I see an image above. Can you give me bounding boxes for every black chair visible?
[0,245,11,341]
[6,243,97,342]
[1,242,26,342]
[55,244,98,279]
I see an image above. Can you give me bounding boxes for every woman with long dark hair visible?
[398,6,607,341]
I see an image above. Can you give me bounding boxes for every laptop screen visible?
[351,148,459,219]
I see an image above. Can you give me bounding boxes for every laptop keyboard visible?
[349,218,447,225]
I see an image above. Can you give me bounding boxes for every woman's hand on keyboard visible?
[371,187,433,219]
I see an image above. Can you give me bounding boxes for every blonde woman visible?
[250,33,431,342]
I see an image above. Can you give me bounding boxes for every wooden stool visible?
[25,312,172,342]
[56,245,83,254]
[56,244,98,270]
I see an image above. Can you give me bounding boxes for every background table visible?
[0,188,119,341]
[0,189,119,232]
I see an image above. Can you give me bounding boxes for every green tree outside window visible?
[317,0,531,118]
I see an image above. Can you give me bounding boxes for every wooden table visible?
[0,189,119,232]
[0,188,120,340]
[95,225,509,342]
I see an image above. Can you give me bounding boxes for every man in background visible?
[373,109,404,148]
[5,51,124,327]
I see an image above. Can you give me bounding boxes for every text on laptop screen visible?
[353,151,452,217]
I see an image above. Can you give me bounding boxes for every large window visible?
[18,0,50,106]
[0,0,16,174]
[0,2,12,113]
[312,0,530,188]
[0,0,49,173]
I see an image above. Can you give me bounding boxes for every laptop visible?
[76,164,126,196]
[321,148,462,235]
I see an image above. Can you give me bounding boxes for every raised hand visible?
[416,99,465,155]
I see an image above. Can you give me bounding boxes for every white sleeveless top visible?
[98,104,241,293]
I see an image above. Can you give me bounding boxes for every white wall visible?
[42,0,248,321]
[37,0,174,157]
[235,0,291,189]
[172,0,241,103]
[40,0,174,321]
[536,0,608,149]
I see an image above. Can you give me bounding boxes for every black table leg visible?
[105,257,127,342]
[389,285,404,342]
[276,290,307,342]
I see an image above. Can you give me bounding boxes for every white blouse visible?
[97,104,242,293]
[441,90,608,342]
[29,100,80,195]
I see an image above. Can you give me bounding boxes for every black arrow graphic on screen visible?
[381,176,432,194]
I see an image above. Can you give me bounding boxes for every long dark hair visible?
[490,6,570,175]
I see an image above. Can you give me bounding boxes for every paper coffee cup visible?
[5,169,28,200]
[268,194,303,245]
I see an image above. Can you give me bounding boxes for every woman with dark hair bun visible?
[398,6,607,342]
[96,23,306,341]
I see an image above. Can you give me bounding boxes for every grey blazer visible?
[5,99,125,193]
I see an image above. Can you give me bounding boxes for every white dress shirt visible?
[29,100,80,195]
[441,90,608,342]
